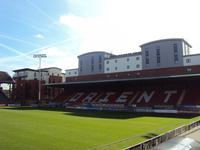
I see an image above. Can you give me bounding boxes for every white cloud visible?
[38,46,78,71]
[35,34,45,39]
[40,47,64,57]
[3,0,200,76]
[59,0,200,55]
[59,14,135,54]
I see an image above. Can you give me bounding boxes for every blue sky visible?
[1,0,200,75]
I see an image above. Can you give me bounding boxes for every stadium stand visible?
[0,90,9,104]
[0,71,13,84]
[0,71,13,104]
[63,88,195,107]
[12,67,64,103]
[49,67,200,113]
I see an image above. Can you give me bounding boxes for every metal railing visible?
[125,120,200,150]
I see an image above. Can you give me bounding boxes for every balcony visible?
[13,73,28,78]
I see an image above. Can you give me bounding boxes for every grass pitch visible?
[0,107,199,150]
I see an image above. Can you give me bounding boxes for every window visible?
[91,57,94,64]
[127,65,130,69]
[127,58,129,62]
[173,44,179,63]
[136,64,140,68]
[145,49,149,65]
[145,50,149,56]
[74,71,77,74]
[157,57,160,64]
[115,59,117,63]
[174,55,178,63]
[106,68,110,71]
[99,64,102,70]
[186,58,191,63]
[156,47,160,55]
[173,43,178,53]
[106,60,109,64]
[156,47,160,64]
[115,67,118,71]
[80,60,83,72]
[91,65,94,72]
[136,57,140,60]
[69,72,71,75]
[99,55,102,63]
[146,58,149,64]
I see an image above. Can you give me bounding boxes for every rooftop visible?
[13,67,62,72]
[140,38,192,48]
[46,73,200,88]
[13,68,36,72]
[0,71,13,84]
[183,53,200,57]
[65,68,78,71]
[78,51,114,58]
[41,67,62,70]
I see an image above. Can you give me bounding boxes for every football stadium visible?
[1,38,200,150]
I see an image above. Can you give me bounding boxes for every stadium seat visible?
[54,80,200,112]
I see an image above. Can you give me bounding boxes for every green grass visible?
[0,107,199,150]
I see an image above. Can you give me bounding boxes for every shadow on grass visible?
[1,106,199,119]
[2,106,67,112]
[142,133,159,139]
[65,110,199,119]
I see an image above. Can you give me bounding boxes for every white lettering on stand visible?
[137,91,155,103]
[99,92,115,103]
[69,92,85,102]
[163,90,177,103]
[116,92,133,103]
[82,92,98,102]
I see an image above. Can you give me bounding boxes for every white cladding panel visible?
[14,70,36,80]
[27,71,48,81]
[182,42,190,56]
[183,55,200,66]
[61,73,66,82]
[14,70,46,80]
[26,71,36,80]
[42,68,62,83]
[43,68,61,76]
[65,69,78,77]
[104,55,142,73]
[41,72,49,83]
[14,68,62,83]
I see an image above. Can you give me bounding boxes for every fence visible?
[89,121,184,150]
[124,120,200,150]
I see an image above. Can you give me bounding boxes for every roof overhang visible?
[13,68,36,72]
[46,73,200,88]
